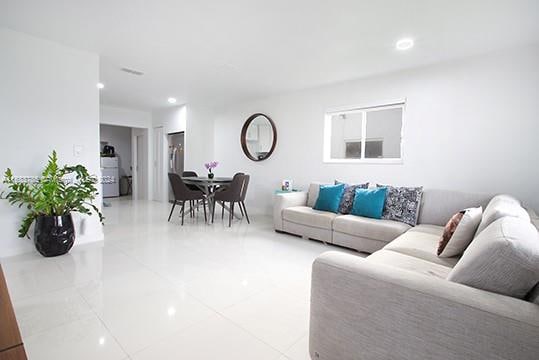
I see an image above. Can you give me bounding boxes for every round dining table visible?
[181,176,237,220]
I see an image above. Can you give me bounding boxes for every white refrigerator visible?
[101,157,119,198]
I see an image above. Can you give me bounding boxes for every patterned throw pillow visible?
[438,207,483,257]
[377,185,423,226]
[437,211,465,256]
[335,180,369,214]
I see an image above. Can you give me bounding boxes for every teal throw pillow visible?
[351,187,388,219]
[314,183,345,213]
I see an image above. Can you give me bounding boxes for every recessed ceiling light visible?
[396,38,414,51]
[167,97,177,104]
[96,82,104,89]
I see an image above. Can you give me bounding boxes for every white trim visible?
[323,100,405,164]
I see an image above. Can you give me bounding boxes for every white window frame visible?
[323,99,405,164]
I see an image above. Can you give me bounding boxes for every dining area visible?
[167,170,251,227]
[165,113,277,227]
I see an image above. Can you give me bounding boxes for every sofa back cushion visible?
[475,195,530,236]
[447,217,539,299]
[418,189,491,226]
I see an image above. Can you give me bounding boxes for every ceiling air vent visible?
[120,67,144,76]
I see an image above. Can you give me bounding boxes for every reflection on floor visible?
[1,198,361,360]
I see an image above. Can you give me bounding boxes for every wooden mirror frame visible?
[240,113,277,162]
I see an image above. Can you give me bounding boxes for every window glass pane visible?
[330,112,363,159]
[365,107,402,158]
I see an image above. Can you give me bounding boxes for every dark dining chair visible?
[168,173,207,225]
[212,173,244,227]
[182,170,198,178]
[238,174,250,224]
[182,170,199,216]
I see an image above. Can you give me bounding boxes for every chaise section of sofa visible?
[310,251,539,360]
[309,193,539,360]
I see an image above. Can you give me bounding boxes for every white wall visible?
[99,124,132,177]
[0,28,103,257]
[100,105,152,128]
[152,106,186,134]
[185,104,215,175]
[213,44,539,215]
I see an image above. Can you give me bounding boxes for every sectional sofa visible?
[273,183,539,360]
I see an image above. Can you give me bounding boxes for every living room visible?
[0,1,538,360]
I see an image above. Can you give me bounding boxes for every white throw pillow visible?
[474,194,530,236]
[438,207,482,258]
[448,217,539,299]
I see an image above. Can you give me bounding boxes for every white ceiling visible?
[1,0,538,110]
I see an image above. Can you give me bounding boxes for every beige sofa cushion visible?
[475,194,530,236]
[418,189,491,226]
[282,206,337,230]
[448,217,539,299]
[366,250,452,279]
[383,225,460,267]
[333,215,411,243]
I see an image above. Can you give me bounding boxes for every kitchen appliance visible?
[102,145,115,156]
[101,157,119,198]
[168,132,184,202]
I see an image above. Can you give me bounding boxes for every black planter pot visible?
[34,214,75,257]
[208,172,215,179]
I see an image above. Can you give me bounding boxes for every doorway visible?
[99,124,149,201]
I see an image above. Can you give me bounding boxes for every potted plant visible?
[1,151,104,257]
[204,161,219,179]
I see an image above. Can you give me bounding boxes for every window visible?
[323,101,404,163]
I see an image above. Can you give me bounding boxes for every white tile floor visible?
[2,198,361,360]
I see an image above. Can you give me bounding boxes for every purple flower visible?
[204,161,219,170]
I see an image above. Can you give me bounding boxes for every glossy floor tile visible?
[131,313,281,360]
[13,287,94,338]
[2,198,362,359]
[23,316,127,360]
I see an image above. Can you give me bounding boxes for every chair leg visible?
[229,202,234,227]
[239,202,244,217]
[242,201,250,224]
[221,201,225,219]
[181,201,185,226]
[202,199,207,222]
[211,199,216,223]
[168,201,176,222]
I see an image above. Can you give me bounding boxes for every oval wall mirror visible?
[240,113,277,161]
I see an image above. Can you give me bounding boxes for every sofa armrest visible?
[273,191,308,231]
[310,251,539,360]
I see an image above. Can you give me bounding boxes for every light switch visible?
[73,145,84,157]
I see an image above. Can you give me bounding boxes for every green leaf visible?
[2,150,105,237]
